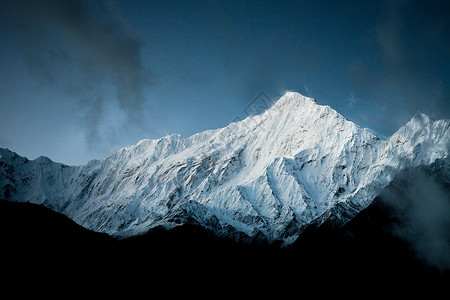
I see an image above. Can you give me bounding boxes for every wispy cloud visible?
[376,0,406,65]
[348,0,450,133]
[346,92,358,107]
[380,165,450,271]
[3,0,152,148]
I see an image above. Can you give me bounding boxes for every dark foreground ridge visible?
[1,164,449,291]
[1,199,448,286]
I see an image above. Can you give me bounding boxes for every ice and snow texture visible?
[1,92,449,245]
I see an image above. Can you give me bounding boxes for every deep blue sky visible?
[1,0,449,165]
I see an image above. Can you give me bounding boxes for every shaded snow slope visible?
[1,92,449,245]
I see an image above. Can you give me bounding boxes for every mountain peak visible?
[273,91,317,109]
[411,111,432,124]
[393,111,433,138]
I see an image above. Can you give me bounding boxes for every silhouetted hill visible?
[1,164,449,291]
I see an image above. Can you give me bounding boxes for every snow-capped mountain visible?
[1,92,449,245]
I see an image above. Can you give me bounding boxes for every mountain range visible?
[1,92,449,247]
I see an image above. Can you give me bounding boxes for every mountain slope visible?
[1,92,449,245]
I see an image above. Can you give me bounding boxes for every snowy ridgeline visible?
[1,92,449,245]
